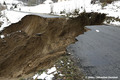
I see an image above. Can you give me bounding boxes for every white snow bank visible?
[110,21,120,26]
[13,0,120,19]
[14,0,92,14]
[0,0,120,31]
[14,4,52,13]
[0,10,28,31]
[104,20,120,26]
[98,1,120,18]
[3,10,27,23]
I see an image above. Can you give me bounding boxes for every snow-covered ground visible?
[0,0,14,4]
[14,0,92,14]
[0,0,120,32]
[104,19,120,26]
[12,0,120,18]
[0,10,28,31]
[0,0,26,32]
[0,10,27,38]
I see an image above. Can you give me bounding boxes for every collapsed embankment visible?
[0,12,106,80]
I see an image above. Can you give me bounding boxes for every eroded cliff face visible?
[0,13,106,80]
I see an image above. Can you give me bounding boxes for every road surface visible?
[67,25,120,79]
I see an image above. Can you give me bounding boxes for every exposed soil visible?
[0,12,106,80]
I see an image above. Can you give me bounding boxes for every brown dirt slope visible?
[0,12,106,80]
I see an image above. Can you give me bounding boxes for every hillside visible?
[0,0,120,80]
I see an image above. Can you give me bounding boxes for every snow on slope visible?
[15,4,52,13]
[15,0,120,26]
[14,0,92,14]
[0,10,28,31]
[0,0,120,31]
[91,1,120,18]
[13,0,120,18]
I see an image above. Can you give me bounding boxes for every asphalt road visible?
[67,25,120,79]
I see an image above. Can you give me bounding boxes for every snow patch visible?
[0,35,5,38]
[96,30,100,32]
[33,67,57,80]
[47,67,57,74]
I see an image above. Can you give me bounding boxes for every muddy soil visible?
[0,12,106,80]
